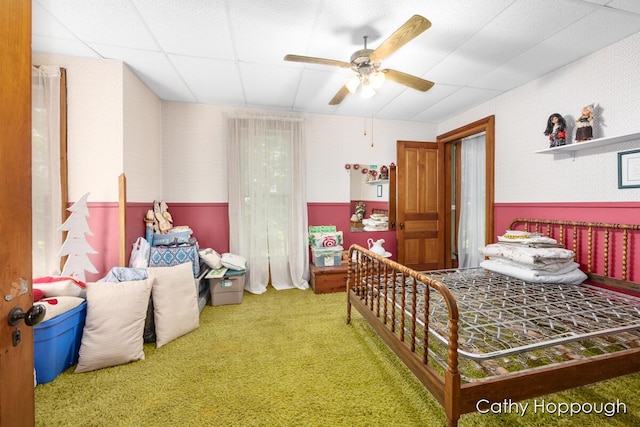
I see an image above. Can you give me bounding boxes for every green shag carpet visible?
[36,287,640,426]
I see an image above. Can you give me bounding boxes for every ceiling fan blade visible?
[370,15,431,63]
[329,85,350,105]
[382,69,434,92]
[284,54,351,68]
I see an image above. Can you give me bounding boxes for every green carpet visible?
[35,288,640,426]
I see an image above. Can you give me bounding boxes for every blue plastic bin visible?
[34,301,87,384]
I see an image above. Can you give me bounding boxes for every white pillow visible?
[147,262,200,348]
[75,279,154,373]
[221,253,247,271]
[33,276,86,298]
[199,248,222,269]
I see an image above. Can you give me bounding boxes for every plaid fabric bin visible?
[149,243,200,277]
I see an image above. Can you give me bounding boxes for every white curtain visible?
[32,65,62,276]
[457,132,486,268]
[227,113,309,294]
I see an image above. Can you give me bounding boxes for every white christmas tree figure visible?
[57,192,98,281]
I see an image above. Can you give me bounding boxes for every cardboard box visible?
[34,301,87,384]
[208,272,245,306]
[311,245,343,267]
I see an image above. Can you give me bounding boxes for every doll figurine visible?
[575,104,594,142]
[544,113,567,148]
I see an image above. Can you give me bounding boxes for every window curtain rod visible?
[227,110,304,122]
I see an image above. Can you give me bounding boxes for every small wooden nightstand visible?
[309,263,349,294]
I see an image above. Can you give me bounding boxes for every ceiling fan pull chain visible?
[371,116,374,148]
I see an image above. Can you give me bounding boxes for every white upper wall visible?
[33,54,125,202]
[33,53,163,203]
[123,64,162,202]
[438,31,640,203]
[160,103,437,203]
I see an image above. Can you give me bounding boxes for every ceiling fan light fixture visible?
[345,75,360,94]
[360,82,376,99]
[369,70,385,89]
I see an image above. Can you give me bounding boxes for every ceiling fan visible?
[284,15,434,105]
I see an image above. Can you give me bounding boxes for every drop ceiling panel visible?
[38,0,159,50]
[32,1,76,39]
[31,0,640,123]
[169,55,241,105]
[239,63,301,109]
[609,0,640,14]
[288,70,350,115]
[94,44,195,102]
[132,0,234,59]
[412,87,502,123]
[375,84,460,122]
[230,0,321,65]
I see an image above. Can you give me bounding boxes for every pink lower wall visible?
[495,202,640,284]
[494,202,640,236]
[84,201,639,284]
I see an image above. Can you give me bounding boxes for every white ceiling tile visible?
[229,0,322,65]
[608,0,640,14]
[132,0,234,59]
[375,84,460,121]
[412,87,502,123]
[239,63,300,109]
[169,55,242,106]
[37,0,159,50]
[93,44,196,102]
[32,1,76,38]
[290,69,350,114]
[31,0,640,123]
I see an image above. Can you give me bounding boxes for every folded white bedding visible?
[479,243,575,267]
[486,257,578,273]
[480,260,587,285]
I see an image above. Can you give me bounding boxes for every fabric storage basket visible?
[149,243,200,277]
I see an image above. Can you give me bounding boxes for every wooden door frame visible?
[437,115,495,267]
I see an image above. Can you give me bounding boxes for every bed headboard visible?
[509,218,640,294]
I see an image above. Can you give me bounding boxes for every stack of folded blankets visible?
[362,213,389,231]
[478,230,587,284]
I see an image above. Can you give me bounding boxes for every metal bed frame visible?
[346,218,640,426]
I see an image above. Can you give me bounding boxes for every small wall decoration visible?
[618,149,640,189]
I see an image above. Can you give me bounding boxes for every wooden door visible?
[396,141,444,270]
[0,1,35,426]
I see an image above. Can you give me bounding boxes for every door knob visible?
[8,305,46,327]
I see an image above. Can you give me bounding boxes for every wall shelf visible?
[534,132,640,154]
[365,179,389,184]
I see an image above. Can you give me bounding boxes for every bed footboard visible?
[346,245,462,425]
